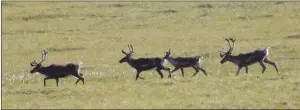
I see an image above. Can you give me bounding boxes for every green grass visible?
[2,1,300,109]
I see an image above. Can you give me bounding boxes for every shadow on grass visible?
[21,14,70,21]
[275,1,285,4]
[286,34,300,39]
[237,16,251,20]
[47,47,85,52]
[197,4,214,8]
[12,89,55,95]
[157,9,178,14]
[197,4,245,9]
[97,4,126,8]
[81,67,95,70]
[201,52,211,58]
[237,14,273,20]
[164,82,175,86]
[2,2,24,7]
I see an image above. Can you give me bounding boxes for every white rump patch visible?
[78,68,81,74]
[262,47,270,61]
[77,61,83,73]
[198,57,203,64]
[163,59,168,65]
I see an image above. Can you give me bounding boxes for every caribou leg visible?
[180,68,185,77]
[156,69,164,79]
[135,70,142,80]
[159,66,170,78]
[134,69,144,79]
[169,67,180,78]
[192,66,199,77]
[259,62,266,73]
[236,66,242,76]
[196,64,207,76]
[264,58,279,74]
[44,77,52,87]
[199,67,207,76]
[245,66,248,74]
[74,74,84,84]
[171,67,180,73]
[55,78,59,87]
[157,63,170,78]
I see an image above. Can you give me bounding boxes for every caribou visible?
[219,38,279,76]
[119,45,171,80]
[30,50,84,87]
[163,48,207,78]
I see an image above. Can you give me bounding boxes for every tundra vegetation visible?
[2,2,300,109]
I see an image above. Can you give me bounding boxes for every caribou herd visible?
[30,38,279,86]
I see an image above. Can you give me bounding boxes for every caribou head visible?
[119,44,134,63]
[30,50,48,73]
[219,38,236,64]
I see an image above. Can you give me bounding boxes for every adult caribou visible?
[30,50,84,87]
[119,45,171,80]
[163,48,207,78]
[219,38,279,76]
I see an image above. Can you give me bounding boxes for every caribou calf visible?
[30,50,84,87]
[119,45,170,80]
[219,38,279,76]
[163,48,207,78]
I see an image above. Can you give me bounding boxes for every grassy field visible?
[2,1,300,109]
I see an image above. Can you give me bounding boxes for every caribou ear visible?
[220,53,224,58]
[30,62,35,66]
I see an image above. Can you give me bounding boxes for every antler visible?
[130,45,134,53]
[229,38,235,51]
[127,44,134,54]
[30,49,48,66]
[122,44,134,55]
[225,38,236,53]
[168,48,171,54]
[225,38,232,51]
[39,50,48,64]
